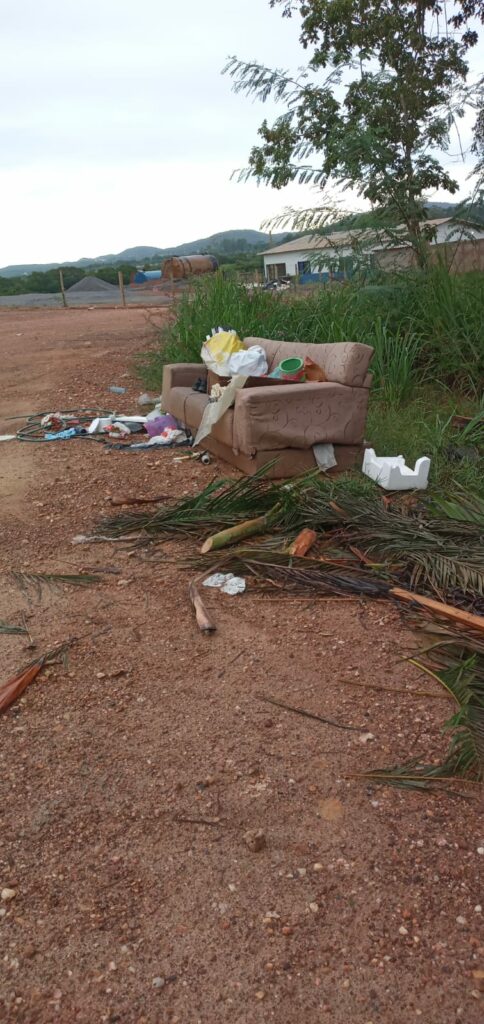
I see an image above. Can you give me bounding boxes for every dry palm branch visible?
[0,640,72,714]
[96,470,484,601]
[0,620,28,636]
[10,571,102,599]
[199,549,392,599]
[353,633,484,791]
[336,493,484,600]
[96,468,287,539]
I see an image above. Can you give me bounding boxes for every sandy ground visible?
[0,308,482,1024]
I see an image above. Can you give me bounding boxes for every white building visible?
[260,218,484,281]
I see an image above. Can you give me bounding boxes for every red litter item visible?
[41,413,66,432]
[0,659,45,714]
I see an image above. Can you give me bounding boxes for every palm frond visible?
[428,490,484,527]
[410,551,484,598]
[0,621,28,636]
[11,571,102,599]
[349,759,454,791]
[97,466,284,539]
[358,642,484,792]
[212,553,391,598]
[95,471,484,601]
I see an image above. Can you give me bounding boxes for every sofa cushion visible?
[233,381,369,455]
[167,386,204,426]
[165,387,234,448]
[243,337,373,387]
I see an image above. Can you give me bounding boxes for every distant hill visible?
[4,206,481,277]
[0,230,295,278]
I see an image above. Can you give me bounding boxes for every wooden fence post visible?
[59,269,67,308]
[117,270,126,308]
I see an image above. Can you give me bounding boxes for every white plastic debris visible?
[313,442,337,472]
[87,415,147,434]
[145,404,163,421]
[0,434,16,442]
[225,345,268,377]
[138,392,158,407]
[203,573,246,595]
[362,448,431,490]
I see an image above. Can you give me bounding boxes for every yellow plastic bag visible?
[201,331,243,374]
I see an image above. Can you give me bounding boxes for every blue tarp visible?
[134,270,161,283]
[299,271,347,284]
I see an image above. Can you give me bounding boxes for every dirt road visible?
[0,309,482,1024]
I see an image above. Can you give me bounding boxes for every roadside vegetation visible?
[140,268,484,499]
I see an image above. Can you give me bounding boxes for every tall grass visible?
[137,267,483,498]
[140,267,483,397]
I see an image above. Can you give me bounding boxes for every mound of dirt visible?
[68,275,119,294]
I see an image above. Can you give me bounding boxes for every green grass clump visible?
[368,394,484,499]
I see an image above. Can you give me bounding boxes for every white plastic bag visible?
[201,330,244,375]
[226,345,268,377]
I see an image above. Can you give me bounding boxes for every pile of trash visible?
[7,399,192,451]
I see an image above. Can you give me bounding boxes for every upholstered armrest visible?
[162,363,206,406]
[233,381,370,454]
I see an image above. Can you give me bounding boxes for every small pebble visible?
[1,889,16,902]
[456,916,467,926]
[243,829,266,853]
[477,848,484,856]
[313,863,324,872]
[475,906,482,914]
[399,926,408,936]
[152,977,165,989]
[309,902,319,914]
[255,991,265,1000]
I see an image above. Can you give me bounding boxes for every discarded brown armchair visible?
[162,337,374,478]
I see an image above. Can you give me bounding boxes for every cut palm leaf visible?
[355,643,484,792]
[11,571,101,598]
[0,621,28,636]
[0,659,45,714]
[0,640,72,714]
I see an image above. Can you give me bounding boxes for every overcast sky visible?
[1,0,482,266]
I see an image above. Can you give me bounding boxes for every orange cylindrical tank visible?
[161,255,219,279]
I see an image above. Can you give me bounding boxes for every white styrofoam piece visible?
[362,448,431,490]
[87,415,147,434]
[203,572,246,595]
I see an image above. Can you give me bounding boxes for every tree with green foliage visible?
[0,263,137,296]
[224,1,484,267]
